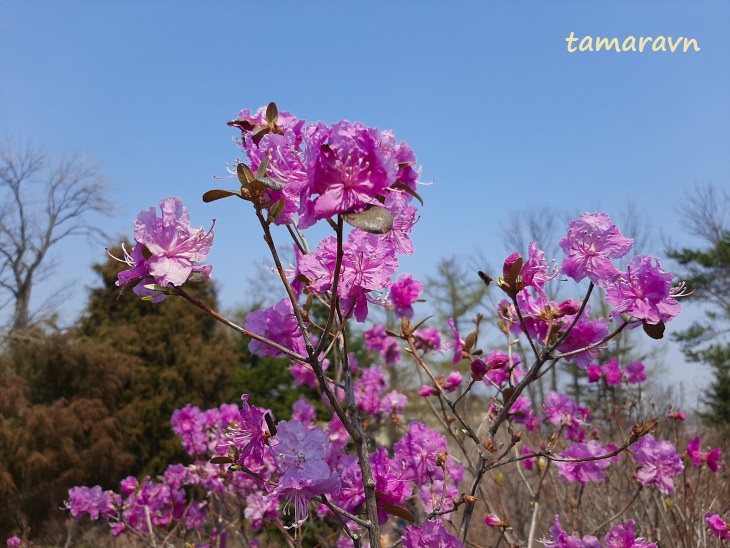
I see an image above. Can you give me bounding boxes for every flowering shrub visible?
[57,103,729,547]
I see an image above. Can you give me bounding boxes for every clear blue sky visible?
[2,2,728,399]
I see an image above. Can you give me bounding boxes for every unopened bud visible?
[557,299,582,316]
[435,450,447,467]
[511,431,522,443]
[470,359,488,381]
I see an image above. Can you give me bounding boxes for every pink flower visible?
[555,441,613,484]
[379,390,407,415]
[364,324,401,365]
[484,513,502,527]
[269,420,341,528]
[442,371,463,393]
[604,520,656,547]
[299,120,398,228]
[389,273,423,319]
[601,359,623,386]
[540,515,601,547]
[705,513,730,541]
[606,256,682,327]
[244,298,306,358]
[586,364,602,383]
[446,318,465,365]
[632,434,683,493]
[559,212,633,287]
[133,197,214,288]
[65,485,117,521]
[224,394,269,467]
[625,361,647,384]
[394,422,447,483]
[112,197,214,301]
[403,520,463,548]
[666,410,685,421]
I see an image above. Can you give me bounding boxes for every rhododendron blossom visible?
[559,212,633,287]
[632,434,683,493]
[606,255,682,326]
[111,197,214,301]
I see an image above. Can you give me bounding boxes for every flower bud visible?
[557,299,582,316]
[470,359,488,381]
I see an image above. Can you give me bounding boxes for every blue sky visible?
[2,2,728,399]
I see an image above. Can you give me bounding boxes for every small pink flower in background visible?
[292,397,316,426]
[419,385,437,397]
[224,394,269,467]
[244,298,307,358]
[601,359,623,386]
[632,434,683,493]
[666,410,685,421]
[414,327,441,352]
[586,364,602,383]
[394,422,447,483]
[558,316,609,369]
[706,513,730,541]
[364,324,401,365]
[686,437,724,472]
[603,519,656,547]
[403,519,463,548]
[540,515,601,547]
[555,441,613,484]
[389,273,423,319]
[559,212,633,287]
[625,361,647,384]
[484,513,502,527]
[379,390,407,415]
[442,371,463,393]
[65,485,117,521]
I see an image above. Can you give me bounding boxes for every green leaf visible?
[392,182,424,206]
[256,155,269,179]
[256,176,284,191]
[341,205,393,234]
[266,102,279,125]
[237,163,255,185]
[202,189,242,203]
[267,198,286,223]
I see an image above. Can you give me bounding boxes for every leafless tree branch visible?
[0,139,113,330]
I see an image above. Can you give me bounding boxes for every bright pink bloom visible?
[706,513,730,541]
[666,410,685,421]
[632,434,683,493]
[555,441,613,484]
[133,197,214,288]
[606,256,682,326]
[601,359,623,386]
[484,513,502,527]
[470,359,488,381]
[540,515,601,547]
[625,361,647,384]
[446,318,465,365]
[364,324,401,365]
[380,390,407,415]
[559,212,633,287]
[394,422,447,483]
[244,298,306,358]
[604,519,656,547]
[65,485,117,521]
[403,519,463,548]
[586,364,602,383]
[269,420,340,528]
[442,371,463,393]
[225,394,269,467]
[299,120,398,228]
[558,316,609,369]
[389,273,423,319]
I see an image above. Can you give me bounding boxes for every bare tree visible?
[0,140,112,331]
